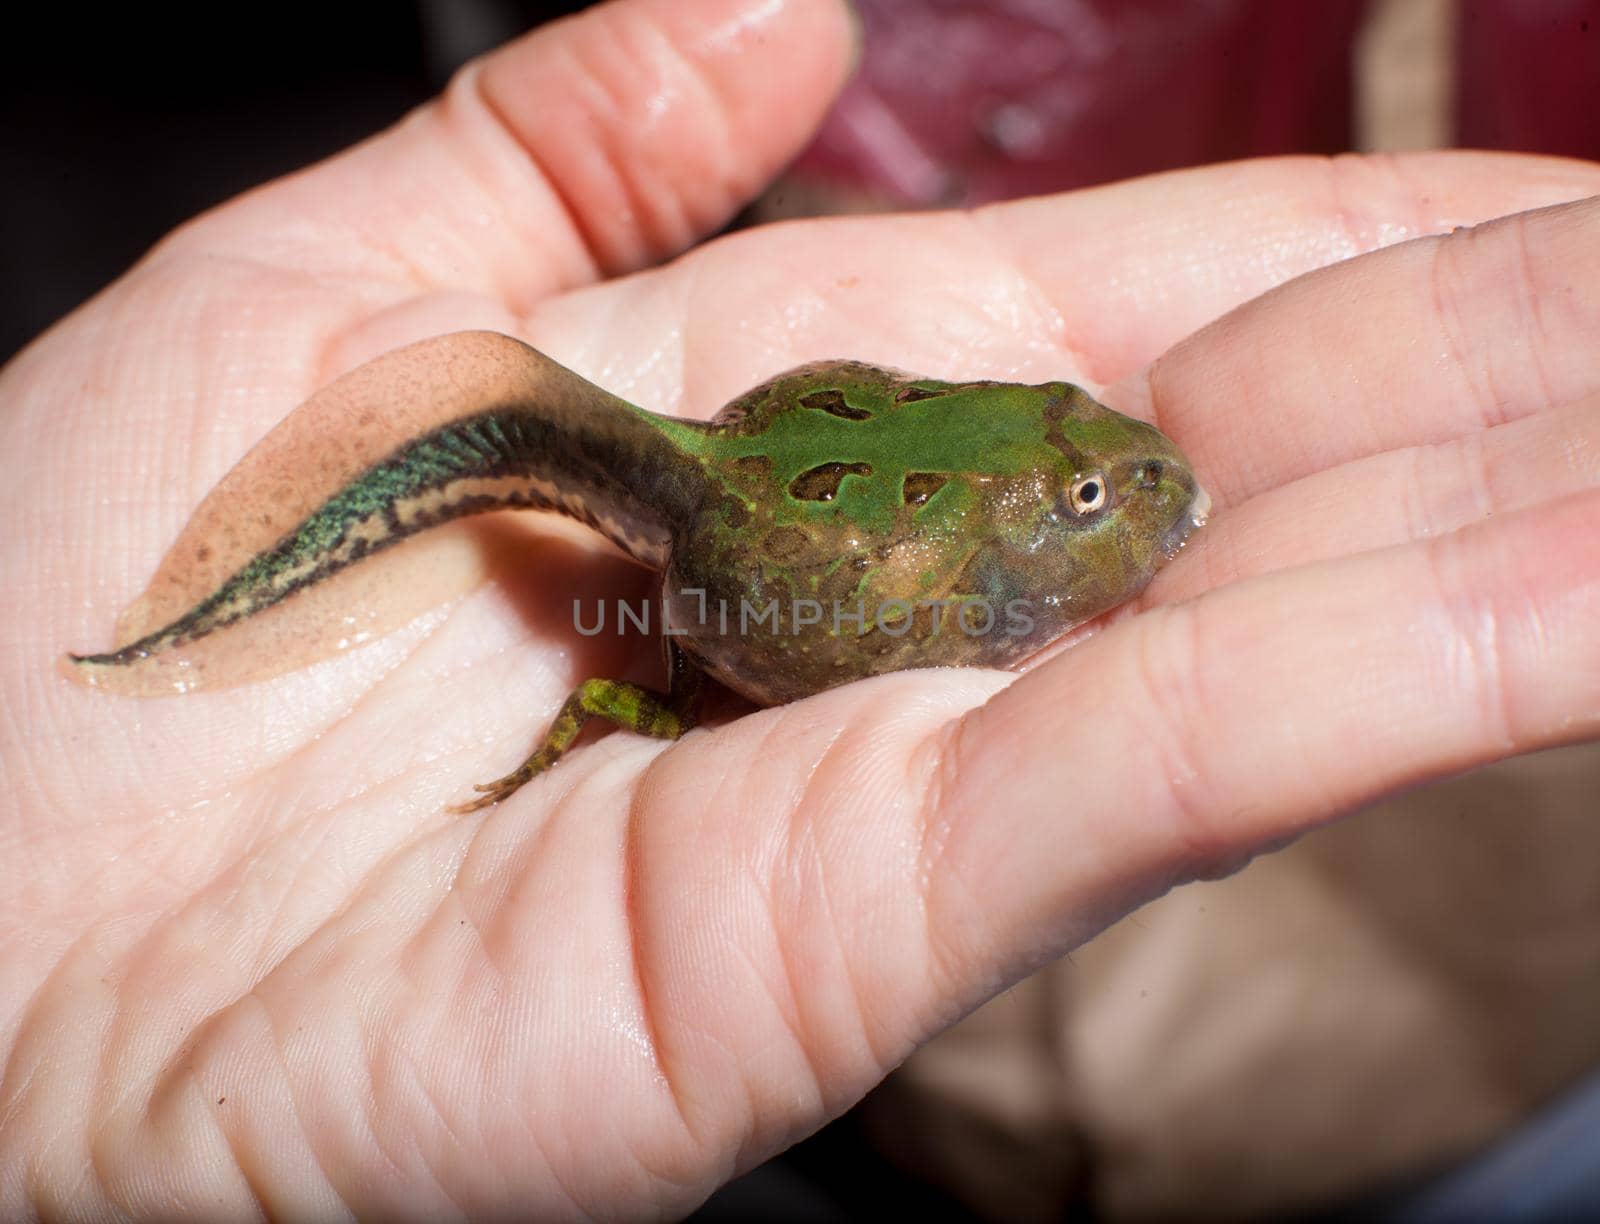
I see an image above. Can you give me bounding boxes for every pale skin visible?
[3,0,1600,1216]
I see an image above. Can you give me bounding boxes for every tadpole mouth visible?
[1160,485,1211,559]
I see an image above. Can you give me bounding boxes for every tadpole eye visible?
[1068,473,1108,515]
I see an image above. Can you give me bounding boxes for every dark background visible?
[2,2,590,364]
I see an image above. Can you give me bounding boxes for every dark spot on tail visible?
[901,472,949,506]
[800,389,871,420]
[789,461,873,502]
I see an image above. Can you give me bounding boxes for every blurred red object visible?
[1457,0,1600,158]
[790,0,1368,208]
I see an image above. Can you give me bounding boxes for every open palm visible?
[5,1,1600,1216]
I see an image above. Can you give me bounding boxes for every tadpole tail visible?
[69,400,707,674]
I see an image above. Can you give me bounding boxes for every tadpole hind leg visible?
[452,643,705,812]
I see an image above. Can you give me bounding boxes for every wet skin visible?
[67,331,1208,808]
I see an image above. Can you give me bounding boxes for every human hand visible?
[4,0,1599,1215]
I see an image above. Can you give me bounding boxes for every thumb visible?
[153,0,858,302]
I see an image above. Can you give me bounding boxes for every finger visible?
[1134,193,1600,507]
[620,487,1600,1140]
[153,0,858,304]
[924,486,1600,1006]
[524,152,1600,421]
[980,151,1600,383]
[1145,389,1600,607]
